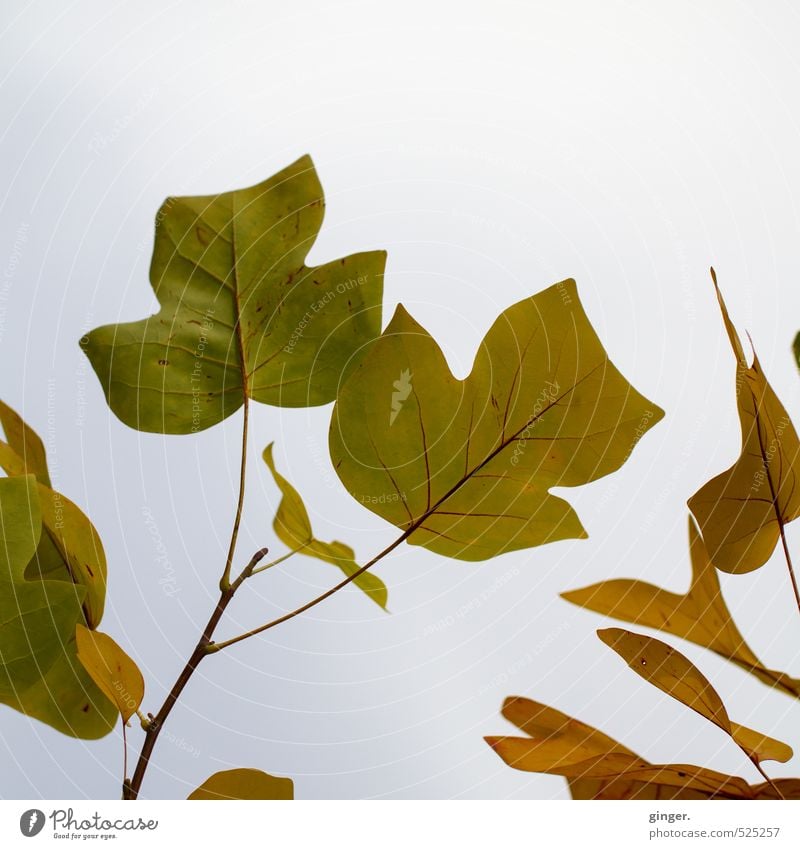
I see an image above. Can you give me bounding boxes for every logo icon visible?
[389,369,413,426]
[19,809,45,837]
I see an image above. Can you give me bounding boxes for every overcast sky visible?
[2,0,800,800]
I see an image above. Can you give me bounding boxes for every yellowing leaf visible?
[729,723,793,765]
[0,402,106,627]
[0,473,116,738]
[75,625,144,723]
[562,516,800,697]
[82,156,385,434]
[598,627,730,728]
[688,271,800,573]
[330,281,663,561]
[187,768,293,800]
[487,696,639,772]
[263,444,387,608]
[486,697,756,799]
[0,400,51,485]
[598,628,792,765]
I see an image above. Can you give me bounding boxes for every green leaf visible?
[187,768,294,800]
[0,402,106,627]
[0,476,115,737]
[0,400,51,485]
[330,280,664,560]
[598,628,792,765]
[689,270,800,573]
[81,155,385,434]
[75,625,145,724]
[263,443,387,609]
[562,516,800,697]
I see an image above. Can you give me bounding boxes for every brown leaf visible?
[598,628,792,765]
[75,625,144,723]
[187,768,293,800]
[562,517,800,697]
[688,270,800,574]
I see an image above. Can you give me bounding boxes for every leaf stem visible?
[250,547,302,576]
[220,398,250,592]
[124,546,269,800]
[207,530,410,653]
[777,520,800,618]
[751,758,785,800]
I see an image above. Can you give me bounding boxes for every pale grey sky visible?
[1,0,800,799]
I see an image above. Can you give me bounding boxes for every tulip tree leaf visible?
[0,475,115,737]
[0,400,51,485]
[562,517,800,698]
[486,696,777,799]
[263,444,387,609]
[330,280,664,561]
[81,155,385,434]
[187,768,294,800]
[0,402,107,626]
[688,271,800,573]
[75,625,144,724]
[598,628,792,766]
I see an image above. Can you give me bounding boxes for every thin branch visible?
[125,544,270,800]
[208,530,410,653]
[221,397,250,591]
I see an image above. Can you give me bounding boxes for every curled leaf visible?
[562,516,800,697]
[187,768,293,800]
[486,697,758,799]
[330,280,663,561]
[0,401,106,626]
[82,155,385,434]
[75,625,144,723]
[689,270,800,573]
[0,475,116,737]
[263,443,387,608]
[598,628,792,765]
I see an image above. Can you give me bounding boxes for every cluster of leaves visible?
[487,272,800,798]
[5,154,789,802]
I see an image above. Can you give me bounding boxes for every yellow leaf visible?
[562,517,800,697]
[599,628,792,765]
[486,697,757,799]
[75,625,144,723]
[598,627,730,729]
[263,443,387,609]
[330,281,663,561]
[187,768,293,800]
[688,270,800,573]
